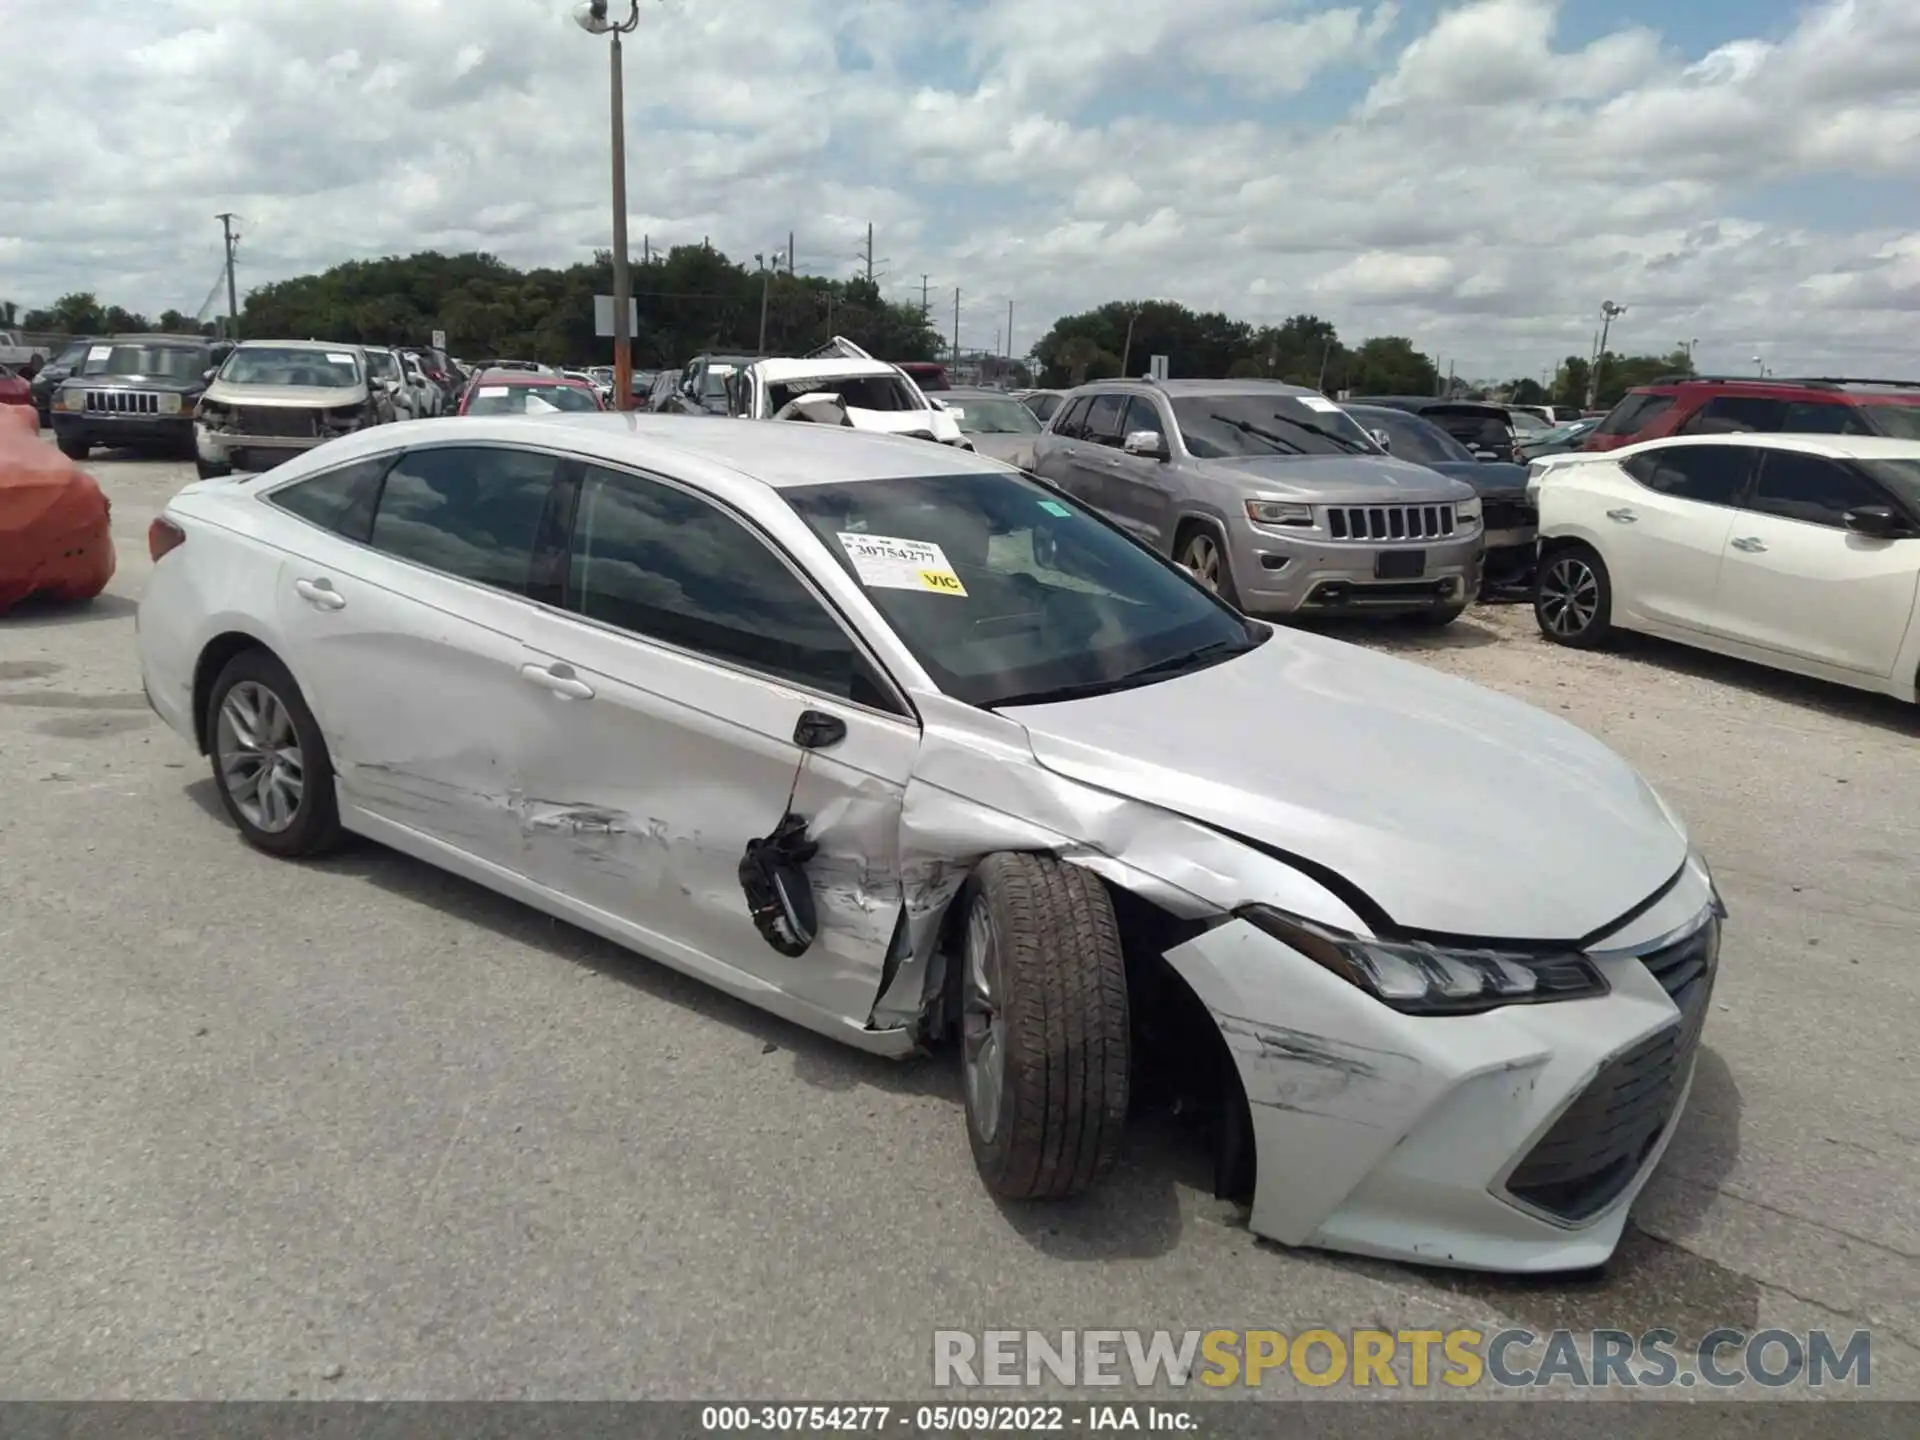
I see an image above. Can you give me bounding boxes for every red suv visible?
[1582,376,1920,452]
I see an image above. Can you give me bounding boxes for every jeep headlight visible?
[55,388,86,413]
[158,393,182,415]
[1456,496,1482,525]
[1240,906,1609,1014]
[1244,499,1315,527]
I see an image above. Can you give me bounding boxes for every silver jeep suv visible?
[1029,379,1485,624]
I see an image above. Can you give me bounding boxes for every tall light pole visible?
[1587,300,1626,408]
[575,1,649,410]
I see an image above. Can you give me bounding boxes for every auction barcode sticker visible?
[838,532,967,596]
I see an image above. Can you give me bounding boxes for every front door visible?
[1711,450,1920,675]
[269,443,572,870]
[1102,395,1181,552]
[1607,445,1755,631]
[512,460,921,1027]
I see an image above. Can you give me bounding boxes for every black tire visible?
[1403,602,1469,628]
[1535,543,1615,649]
[204,648,344,858]
[1175,521,1241,608]
[196,457,232,480]
[56,435,90,460]
[959,853,1130,1201]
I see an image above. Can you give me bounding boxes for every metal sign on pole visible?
[593,296,640,338]
[1148,354,1169,381]
[430,330,447,351]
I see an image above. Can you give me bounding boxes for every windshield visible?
[1171,394,1380,458]
[769,375,919,413]
[85,343,206,380]
[945,395,1042,435]
[365,351,398,378]
[1506,410,1550,435]
[1857,404,1920,442]
[1534,419,1591,445]
[466,383,600,415]
[782,470,1259,708]
[54,340,92,368]
[1352,408,1474,465]
[220,347,361,387]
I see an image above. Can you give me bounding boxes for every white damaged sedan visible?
[137,414,1723,1274]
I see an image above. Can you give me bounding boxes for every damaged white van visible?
[136,416,1723,1275]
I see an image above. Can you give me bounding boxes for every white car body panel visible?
[1537,433,1920,702]
[139,415,1720,1273]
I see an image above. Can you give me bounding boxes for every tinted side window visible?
[1053,396,1092,438]
[266,456,391,542]
[1748,453,1887,528]
[1626,446,1754,505]
[569,465,889,705]
[1085,394,1129,446]
[1030,394,1062,422]
[1122,396,1165,439]
[1780,400,1868,435]
[1596,393,1672,437]
[1678,396,1788,435]
[368,446,560,593]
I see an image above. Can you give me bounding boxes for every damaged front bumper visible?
[1161,859,1720,1273]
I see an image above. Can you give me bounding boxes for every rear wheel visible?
[961,854,1130,1202]
[195,457,231,480]
[205,649,344,858]
[1535,544,1614,648]
[1176,523,1241,608]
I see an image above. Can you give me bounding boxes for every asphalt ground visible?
[2,449,1915,1403]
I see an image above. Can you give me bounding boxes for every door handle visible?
[519,662,594,700]
[793,709,847,749]
[293,577,346,610]
[1605,508,1638,523]
[1730,537,1767,553]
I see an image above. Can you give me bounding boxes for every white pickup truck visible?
[0,331,51,370]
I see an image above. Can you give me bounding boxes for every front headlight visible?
[1240,906,1609,1015]
[55,388,86,413]
[1456,496,1483,525]
[158,393,182,415]
[1245,499,1315,527]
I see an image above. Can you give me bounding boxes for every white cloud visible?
[2,0,1918,378]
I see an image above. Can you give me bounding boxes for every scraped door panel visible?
[510,462,920,1027]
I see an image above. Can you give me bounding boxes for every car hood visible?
[1199,453,1477,502]
[1421,459,1531,495]
[203,381,365,407]
[67,374,200,393]
[965,432,1039,466]
[999,628,1686,942]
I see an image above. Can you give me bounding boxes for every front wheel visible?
[1177,523,1241,608]
[206,649,344,858]
[56,435,89,460]
[1535,545,1614,648]
[960,854,1130,1202]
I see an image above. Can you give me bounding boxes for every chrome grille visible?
[1325,503,1455,541]
[236,407,321,438]
[86,390,159,415]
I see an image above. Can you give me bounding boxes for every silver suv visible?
[1030,379,1485,624]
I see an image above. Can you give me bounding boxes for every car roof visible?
[302,414,1006,495]
[1627,377,1920,404]
[752,357,900,382]
[1353,395,1509,413]
[233,338,357,352]
[473,369,589,386]
[1065,378,1319,398]
[943,387,1020,399]
[1615,433,1920,462]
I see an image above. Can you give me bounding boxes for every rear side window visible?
[266,456,392,542]
[1594,393,1675,438]
[1623,445,1755,505]
[1779,400,1867,435]
[1748,452,1888,528]
[1677,396,1788,435]
[1052,396,1092,438]
[368,445,562,594]
[1029,393,1063,422]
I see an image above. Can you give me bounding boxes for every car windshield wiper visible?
[1125,633,1264,682]
[1260,411,1373,453]
[1210,414,1305,455]
[985,632,1264,710]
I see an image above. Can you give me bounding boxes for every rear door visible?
[510,460,920,1027]
[269,442,573,867]
[1606,445,1756,631]
[1712,450,1920,675]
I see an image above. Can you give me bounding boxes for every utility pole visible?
[1006,299,1014,361]
[864,223,875,284]
[1588,300,1626,408]
[920,275,931,318]
[1120,308,1137,376]
[788,231,795,275]
[952,287,961,369]
[216,212,240,339]
[756,254,772,357]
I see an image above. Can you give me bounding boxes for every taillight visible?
[149,517,186,562]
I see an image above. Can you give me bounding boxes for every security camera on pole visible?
[573,0,656,411]
[1587,300,1626,409]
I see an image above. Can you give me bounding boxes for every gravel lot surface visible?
[3,450,1916,1401]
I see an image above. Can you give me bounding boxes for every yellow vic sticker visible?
[917,568,967,596]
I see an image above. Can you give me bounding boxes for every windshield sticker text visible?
[838,532,969,596]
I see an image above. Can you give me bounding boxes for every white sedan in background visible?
[138,414,1722,1273]
[1532,433,1920,701]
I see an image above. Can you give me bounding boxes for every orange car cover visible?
[0,405,117,612]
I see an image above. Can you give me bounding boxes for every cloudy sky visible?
[3,0,1917,379]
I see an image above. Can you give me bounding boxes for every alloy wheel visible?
[1183,533,1221,592]
[961,902,1007,1143]
[215,680,306,834]
[1539,555,1600,638]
